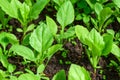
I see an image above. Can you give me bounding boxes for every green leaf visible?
[59,27,75,39]
[87,29,104,57]
[102,33,113,56]
[68,64,91,80]
[18,2,30,24]
[46,16,58,36]
[57,1,74,27]
[18,73,39,80]
[30,23,53,53]
[111,44,120,57]
[10,45,35,61]
[0,0,19,19]
[113,0,120,8]
[95,3,103,16]
[26,24,35,33]
[0,32,18,50]
[52,70,66,80]
[53,0,66,6]
[37,64,45,74]
[75,25,89,45]
[99,7,112,28]
[8,64,16,73]
[22,33,31,45]
[0,55,9,68]
[47,44,62,58]
[30,0,50,19]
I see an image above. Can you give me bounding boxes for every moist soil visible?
[0,6,120,80]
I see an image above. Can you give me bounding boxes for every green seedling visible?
[10,22,62,66]
[0,8,11,29]
[85,0,113,32]
[75,25,114,71]
[68,64,91,80]
[0,32,18,69]
[46,1,75,44]
[111,43,120,61]
[52,64,91,80]
[0,64,49,80]
[0,0,50,37]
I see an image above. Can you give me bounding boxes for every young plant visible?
[0,8,11,29]
[0,0,50,37]
[111,43,120,61]
[85,0,113,32]
[75,25,114,71]
[0,32,18,69]
[10,22,62,66]
[0,64,49,80]
[46,1,75,44]
[52,64,91,80]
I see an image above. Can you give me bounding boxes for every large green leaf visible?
[30,0,50,20]
[46,16,58,36]
[10,45,35,61]
[102,33,113,56]
[75,25,89,45]
[18,73,39,80]
[52,70,66,80]
[113,0,120,8]
[68,64,91,80]
[95,3,103,16]
[87,29,104,57]
[30,23,53,53]
[0,0,22,19]
[57,1,74,27]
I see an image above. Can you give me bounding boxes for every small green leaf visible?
[99,7,112,28]
[113,0,120,8]
[8,64,16,73]
[102,33,113,56]
[57,1,74,27]
[17,28,23,32]
[111,44,120,57]
[52,70,66,80]
[46,16,58,36]
[59,27,75,39]
[75,25,89,45]
[26,24,35,33]
[10,45,35,61]
[37,64,45,74]
[0,55,9,68]
[47,44,62,58]
[68,64,91,80]
[0,32,18,49]
[22,33,31,45]
[30,0,50,19]
[95,3,103,16]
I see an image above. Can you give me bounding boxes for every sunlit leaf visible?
[57,1,74,27]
